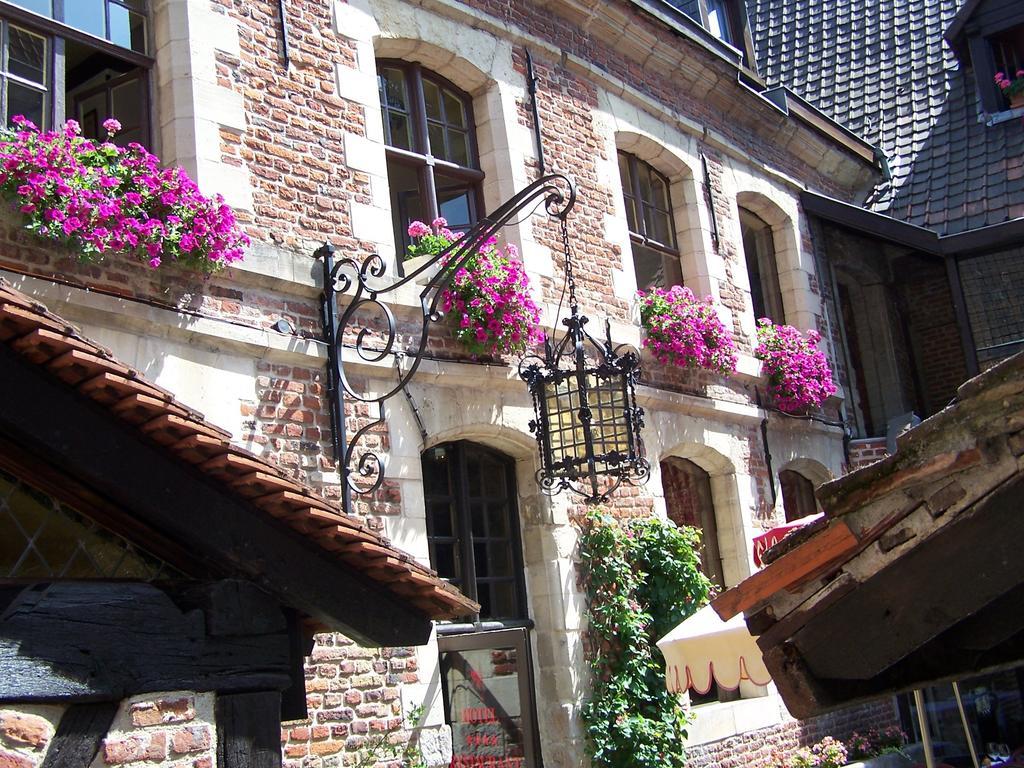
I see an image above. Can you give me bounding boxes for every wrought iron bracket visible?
[316,174,576,512]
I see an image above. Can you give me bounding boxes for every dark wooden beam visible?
[801,191,942,255]
[39,703,118,768]
[217,691,283,768]
[0,581,291,703]
[0,344,432,646]
[789,473,1024,681]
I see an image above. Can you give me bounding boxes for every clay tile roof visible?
[0,278,479,621]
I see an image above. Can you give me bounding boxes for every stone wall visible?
[686,698,900,768]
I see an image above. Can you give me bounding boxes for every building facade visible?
[0,0,956,766]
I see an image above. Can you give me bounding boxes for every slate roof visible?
[746,0,1024,235]
[0,278,479,622]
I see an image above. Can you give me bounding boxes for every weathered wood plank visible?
[39,702,118,768]
[793,473,1024,681]
[0,344,432,646]
[712,520,858,620]
[217,691,282,768]
[0,582,291,703]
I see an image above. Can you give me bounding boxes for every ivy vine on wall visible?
[578,509,712,768]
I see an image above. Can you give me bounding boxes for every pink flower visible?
[431,216,448,230]
[407,220,431,238]
[102,118,122,135]
[64,119,81,136]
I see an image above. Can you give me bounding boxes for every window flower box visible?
[0,117,248,273]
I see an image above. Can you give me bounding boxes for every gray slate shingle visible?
[746,0,1024,235]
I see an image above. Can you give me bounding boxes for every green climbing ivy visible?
[578,509,712,768]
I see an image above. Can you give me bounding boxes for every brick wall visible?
[847,437,889,472]
[0,708,60,768]
[101,694,215,768]
[686,698,900,768]
[896,256,968,417]
[0,694,217,768]
[283,633,419,767]
[464,0,861,201]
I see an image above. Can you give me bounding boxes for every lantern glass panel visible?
[588,373,631,463]
[544,378,587,471]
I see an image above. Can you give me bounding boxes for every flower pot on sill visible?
[1010,92,1024,110]
[401,254,435,284]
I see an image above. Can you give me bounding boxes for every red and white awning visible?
[657,604,772,694]
[752,513,824,567]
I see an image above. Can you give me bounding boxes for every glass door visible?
[438,628,543,768]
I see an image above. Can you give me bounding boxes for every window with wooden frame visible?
[377,60,484,260]
[740,207,785,323]
[617,150,682,290]
[0,0,151,146]
[696,0,756,68]
[949,4,1024,115]
[421,441,527,622]
[780,469,818,523]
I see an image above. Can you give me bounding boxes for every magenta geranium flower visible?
[0,116,249,273]
[405,219,542,358]
[754,319,836,413]
[638,285,737,374]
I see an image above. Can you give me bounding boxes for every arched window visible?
[740,207,784,323]
[421,441,526,621]
[618,150,682,290]
[0,2,151,145]
[660,457,724,589]
[779,469,817,522]
[378,61,483,255]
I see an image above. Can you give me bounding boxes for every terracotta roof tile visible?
[0,278,479,621]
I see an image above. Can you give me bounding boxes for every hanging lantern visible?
[520,221,650,503]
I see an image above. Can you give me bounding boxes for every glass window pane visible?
[474,542,488,576]
[638,165,654,206]
[442,88,466,128]
[423,446,452,497]
[111,78,143,130]
[448,129,470,167]
[5,0,52,17]
[387,111,411,150]
[387,159,425,254]
[64,0,106,39]
[427,122,446,159]
[109,5,147,53]
[7,82,45,129]
[432,542,458,580]
[379,68,407,110]
[470,502,486,537]
[8,26,47,85]
[436,180,473,232]
[486,503,509,538]
[487,544,512,577]
[489,581,518,618]
[632,242,668,290]
[428,501,455,538]
[483,463,506,497]
[652,210,674,246]
[422,78,442,121]
[650,174,670,211]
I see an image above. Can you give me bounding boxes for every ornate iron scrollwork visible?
[317,174,576,508]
